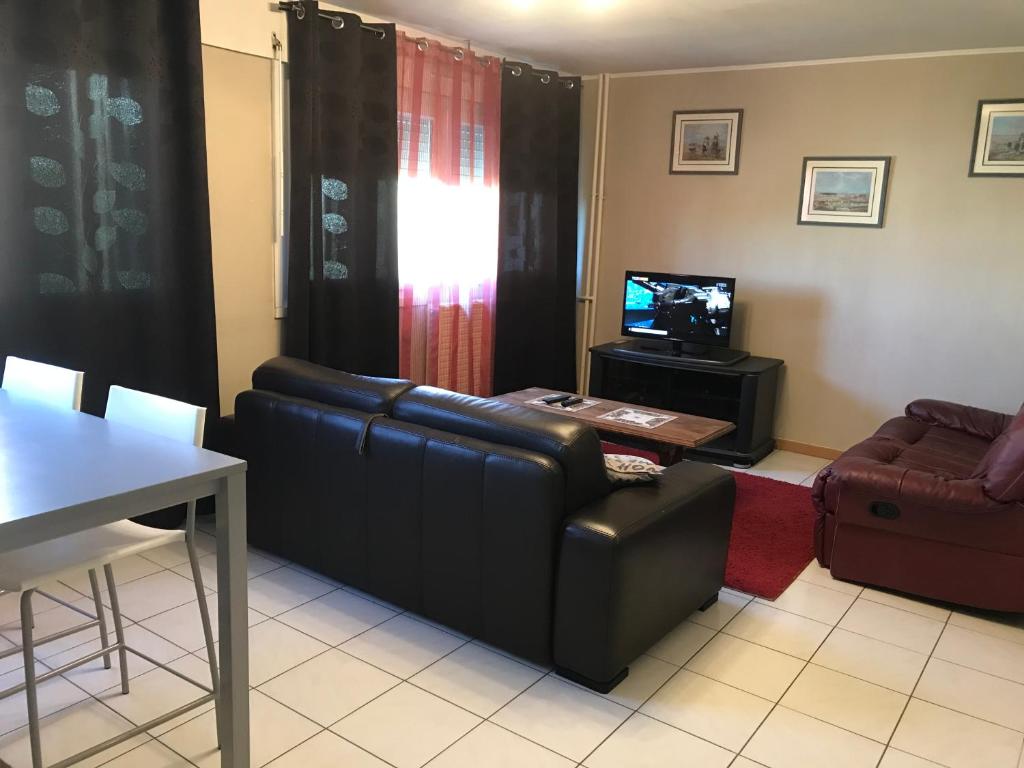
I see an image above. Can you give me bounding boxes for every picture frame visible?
[797,156,892,228]
[969,98,1024,177]
[669,109,743,174]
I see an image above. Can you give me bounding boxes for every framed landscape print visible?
[969,98,1024,177]
[669,109,743,174]
[797,157,892,228]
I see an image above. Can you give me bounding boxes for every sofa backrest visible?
[251,356,413,414]
[235,388,566,664]
[392,386,612,512]
[973,407,1024,502]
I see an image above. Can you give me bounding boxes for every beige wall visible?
[594,52,1024,450]
[202,45,282,414]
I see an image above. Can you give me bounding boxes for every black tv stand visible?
[589,341,783,466]
[633,339,750,366]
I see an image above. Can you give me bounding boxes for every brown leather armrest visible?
[835,456,997,517]
[905,399,1012,442]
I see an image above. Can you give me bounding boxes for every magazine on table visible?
[598,407,677,429]
[527,397,600,413]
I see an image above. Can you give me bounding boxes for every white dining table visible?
[0,390,249,766]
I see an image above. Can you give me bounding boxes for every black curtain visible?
[493,63,581,395]
[0,1,219,418]
[285,2,399,377]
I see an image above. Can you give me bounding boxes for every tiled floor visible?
[1,451,1022,767]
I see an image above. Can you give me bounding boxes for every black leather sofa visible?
[234,357,736,691]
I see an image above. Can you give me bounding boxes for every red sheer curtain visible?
[396,34,501,396]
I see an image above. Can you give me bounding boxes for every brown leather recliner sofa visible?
[812,399,1024,611]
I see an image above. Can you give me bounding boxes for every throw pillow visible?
[604,453,664,486]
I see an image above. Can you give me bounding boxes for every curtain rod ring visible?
[416,37,429,51]
[510,64,523,77]
[330,14,344,29]
[453,47,465,61]
[294,3,305,19]
[539,73,551,84]
[563,80,575,89]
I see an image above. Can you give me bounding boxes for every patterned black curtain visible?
[0,1,219,418]
[284,2,399,377]
[493,63,581,394]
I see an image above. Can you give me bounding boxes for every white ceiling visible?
[341,0,1024,74]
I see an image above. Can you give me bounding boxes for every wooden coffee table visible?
[494,387,734,460]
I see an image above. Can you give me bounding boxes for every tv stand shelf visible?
[588,341,783,467]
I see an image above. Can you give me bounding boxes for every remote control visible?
[541,393,572,404]
[560,396,584,408]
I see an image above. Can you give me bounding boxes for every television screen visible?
[621,270,736,347]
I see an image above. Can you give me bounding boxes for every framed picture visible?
[969,98,1024,177]
[669,109,743,174]
[797,157,892,228]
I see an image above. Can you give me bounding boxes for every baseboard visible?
[775,439,842,460]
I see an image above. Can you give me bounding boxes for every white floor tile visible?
[427,721,574,768]
[265,730,391,767]
[468,639,551,673]
[197,619,329,687]
[0,662,91,736]
[733,759,770,768]
[410,642,543,717]
[837,599,944,654]
[50,624,190,695]
[646,620,716,666]
[811,628,927,695]
[914,657,1024,732]
[859,588,951,622]
[796,561,863,597]
[0,590,74,627]
[640,670,772,752]
[99,739,196,767]
[948,611,1024,646]
[334,682,481,768]
[0,697,148,768]
[171,549,282,589]
[759,580,856,625]
[690,589,751,631]
[1,602,131,659]
[686,634,804,701]
[584,712,734,768]
[246,567,336,617]
[259,648,400,726]
[96,654,214,736]
[340,585,405,613]
[878,749,946,767]
[109,571,208,622]
[275,588,397,646]
[594,654,678,710]
[59,555,163,595]
[138,532,217,569]
[745,451,830,484]
[891,699,1023,768]
[491,676,630,762]
[405,613,471,641]
[933,624,1024,685]
[139,595,266,652]
[742,706,884,768]
[159,689,320,768]
[340,615,466,679]
[724,602,832,660]
[780,664,907,742]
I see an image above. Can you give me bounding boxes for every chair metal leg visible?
[103,565,130,695]
[88,568,112,670]
[186,500,222,748]
[21,590,43,768]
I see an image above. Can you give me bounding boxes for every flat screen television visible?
[621,270,736,350]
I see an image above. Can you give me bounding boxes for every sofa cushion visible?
[873,417,991,479]
[250,356,413,414]
[393,386,611,511]
[972,408,1024,502]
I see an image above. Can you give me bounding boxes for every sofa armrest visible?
[553,462,735,689]
[905,399,1012,442]
[833,456,996,518]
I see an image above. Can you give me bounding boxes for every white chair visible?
[2,356,84,411]
[0,386,220,768]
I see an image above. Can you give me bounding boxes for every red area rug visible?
[725,472,817,599]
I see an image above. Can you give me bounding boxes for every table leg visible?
[215,472,249,767]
